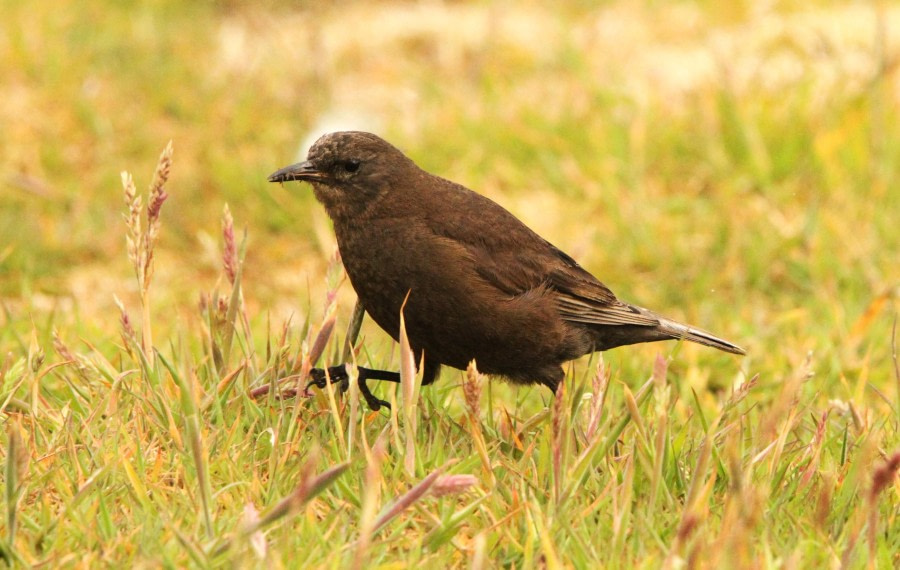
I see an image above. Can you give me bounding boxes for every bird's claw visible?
[306,367,349,392]
[305,366,390,411]
[361,390,390,411]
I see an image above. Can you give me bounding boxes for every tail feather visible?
[656,316,746,355]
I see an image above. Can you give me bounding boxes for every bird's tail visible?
[655,316,746,355]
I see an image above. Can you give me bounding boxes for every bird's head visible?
[268,131,413,219]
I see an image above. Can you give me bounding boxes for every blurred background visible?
[1,0,898,393]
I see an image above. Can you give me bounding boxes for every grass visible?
[1,1,899,567]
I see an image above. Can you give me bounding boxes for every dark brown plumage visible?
[269,131,745,409]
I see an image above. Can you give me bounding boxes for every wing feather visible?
[421,184,656,328]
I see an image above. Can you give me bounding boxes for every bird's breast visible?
[332,218,419,339]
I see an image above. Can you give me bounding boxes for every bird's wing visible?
[423,180,658,328]
[440,224,658,327]
[548,264,659,327]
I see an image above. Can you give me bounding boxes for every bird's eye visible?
[343,160,360,173]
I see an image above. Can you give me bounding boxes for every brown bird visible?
[269,131,745,410]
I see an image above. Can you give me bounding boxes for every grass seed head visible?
[121,171,142,274]
[464,360,482,419]
[432,474,478,497]
[147,141,172,227]
[222,204,237,285]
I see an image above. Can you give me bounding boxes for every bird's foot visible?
[306,365,392,411]
[306,365,350,393]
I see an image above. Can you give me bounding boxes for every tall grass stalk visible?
[121,141,172,369]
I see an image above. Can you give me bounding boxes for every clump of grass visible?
[212,451,350,560]
[109,143,358,564]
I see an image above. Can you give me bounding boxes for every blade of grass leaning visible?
[346,363,360,459]
[612,441,636,557]
[321,363,346,453]
[689,387,728,481]
[343,300,366,362]
[650,355,670,511]
[684,415,722,512]
[399,293,420,477]
[308,297,337,369]
[5,420,27,551]
[892,317,899,426]
[529,496,562,570]
[464,361,495,487]
[470,532,487,570]
[212,455,350,558]
[423,491,487,550]
[551,379,567,505]
[27,326,43,416]
[353,436,385,570]
[371,461,453,535]
[585,359,611,442]
[563,376,654,502]
[171,522,209,567]
[220,222,248,369]
[240,504,266,561]
[40,465,111,553]
[301,292,345,452]
[158,351,214,539]
[202,361,246,411]
[119,448,153,512]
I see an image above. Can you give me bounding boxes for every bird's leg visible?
[306,357,440,411]
[355,368,401,411]
[307,365,400,411]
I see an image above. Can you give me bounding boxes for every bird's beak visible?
[267,161,325,183]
